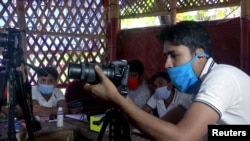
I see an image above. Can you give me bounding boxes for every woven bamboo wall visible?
[120,0,240,19]
[0,0,107,86]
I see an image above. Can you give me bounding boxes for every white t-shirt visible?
[195,58,250,124]
[32,85,65,107]
[128,81,151,108]
[146,90,193,117]
[146,94,166,117]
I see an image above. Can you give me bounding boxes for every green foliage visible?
[177,6,240,21]
[121,6,240,29]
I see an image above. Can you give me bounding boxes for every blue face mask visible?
[38,84,54,95]
[154,86,171,100]
[167,54,208,94]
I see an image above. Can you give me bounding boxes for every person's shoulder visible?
[209,64,249,79]
[175,89,194,102]
[53,88,64,95]
[176,90,193,98]
[140,80,150,88]
[31,85,37,89]
[31,85,40,99]
[138,83,151,94]
[31,85,39,94]
[212,64,243,73]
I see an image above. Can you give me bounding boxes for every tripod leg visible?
[115,111,131,141]
[16,71,37,141]
[7,70,18,141]
[0,71,7,110]
[96,109,132,141]
[112,110,131,141]
[96,111,112,141]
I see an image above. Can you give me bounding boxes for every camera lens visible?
[68,62,113,84]
[68,63,82,79]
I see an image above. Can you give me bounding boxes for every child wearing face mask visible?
[127,59,151,108]
[32,67,68,118]
[143,71,193,118]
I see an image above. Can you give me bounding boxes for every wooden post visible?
[17,0,27,58]
[241,0,250,19]
[170,0,177,24]
[16,0,28,80]
[103,0,120,62]
[240,0,250,74]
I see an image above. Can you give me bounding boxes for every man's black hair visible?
[38,66,59,80]
[157,21,211,55]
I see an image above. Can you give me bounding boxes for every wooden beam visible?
[106,0,120,61]
[241,0,250,20]
[27,31,106,39]
[170,0,177,24]
[16,0,27,56]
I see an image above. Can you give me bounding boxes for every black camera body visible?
[68,60,130,95]
[0,28,23,67]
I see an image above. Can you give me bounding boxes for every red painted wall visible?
[117,18,241,81]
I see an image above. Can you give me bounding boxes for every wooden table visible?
[0,117,150,141]
[64,117,150,141]
[64,117,108,141]
[34,120,76,141]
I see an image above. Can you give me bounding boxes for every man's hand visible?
[33,105,47,116]
[84,65,122,103]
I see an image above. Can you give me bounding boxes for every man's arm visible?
[119,96,219,141]
[32,100,55,116]
[84,65,220,141]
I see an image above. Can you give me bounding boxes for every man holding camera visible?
[84,21,250,141]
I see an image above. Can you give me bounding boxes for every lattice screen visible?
[120,0,240,19]
[0,0,107,87]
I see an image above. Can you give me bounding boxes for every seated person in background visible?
[143,71,173,117]
[127,59,151,108]
[32,66,68,117]
[65,79,110,114]
[144,71,193,120]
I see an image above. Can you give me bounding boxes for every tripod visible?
[96,108,131,141]
[0,28,41,141]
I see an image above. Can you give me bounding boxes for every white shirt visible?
[146,89,193,117]
[146,94,167,117]
[195,58,250,124]
[32,85,65,107]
